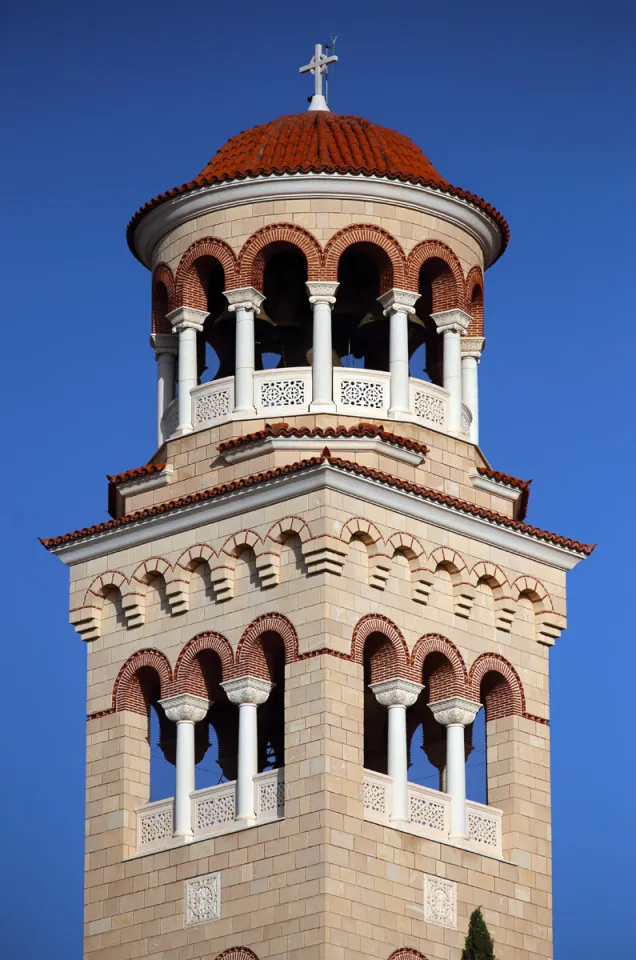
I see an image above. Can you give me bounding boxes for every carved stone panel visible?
[423,873,457,929]
[185,871,221,927]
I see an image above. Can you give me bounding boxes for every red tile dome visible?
[127,112,508,255]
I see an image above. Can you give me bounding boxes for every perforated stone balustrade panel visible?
[255,768,285,822]
[362,769,391,824]
[136,797,174,853]
[191,376,234,428]
[193,782,236,838]
[408,782,450,839]
[254,367,311,415]
[467,800,502,856]
[410,378,447,430]
[335,368,389,412]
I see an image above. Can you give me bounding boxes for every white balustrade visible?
[334,367,390,414]
[362,770,503,858]
[254,366,312,416]
[171,367,465,440]
[254,768,285,823]
[136,769,285,854]
[407,781,450,840]
[409,378,449,431]
[192,781,237,838]
[160,397,179,444]
[191,376,234,429]
[136,797,175,852]
[466,798,502,857]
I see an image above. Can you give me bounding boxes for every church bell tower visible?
[43,46,593,960]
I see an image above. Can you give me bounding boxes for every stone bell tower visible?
[43,45,593,960]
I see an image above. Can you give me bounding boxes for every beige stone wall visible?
[83,655,552,960]
[151,197,484,278]
[122,414,514,519]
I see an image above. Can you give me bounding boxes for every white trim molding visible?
[131,172,504,270]
[469,471,522,504]
[220,435,426,467]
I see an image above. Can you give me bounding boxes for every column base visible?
[174,830,194,844]
[388,406,411,419]
[235,814,256,827]
[172,424,194,438]
[309,401,337,414]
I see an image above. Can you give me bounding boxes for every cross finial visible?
[299,43,338,112]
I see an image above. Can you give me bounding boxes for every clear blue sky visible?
[2,1,634,957]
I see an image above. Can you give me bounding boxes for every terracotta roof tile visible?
[477,465,531,520]
[106,463,166,485]
[127,113,509,257]
[217,422,430,455]
[41,455,593,557]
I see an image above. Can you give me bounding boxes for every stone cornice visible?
[132,173,504,270]
[44,459,591,570]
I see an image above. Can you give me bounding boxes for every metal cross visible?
[299,43,338,102]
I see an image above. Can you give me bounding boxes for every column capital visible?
[167,306,208,333]
[460,336,486,360]
[431,309,472,336]
[429,696,481,727]
[369,677,423,708]
[158,693,210,723]
[224,287,265,313]
[221,676,273,706]
[378,288,420,317]
[150,333,179,356]
[306,280,339,304]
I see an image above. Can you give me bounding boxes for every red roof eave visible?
[41,455,594,557]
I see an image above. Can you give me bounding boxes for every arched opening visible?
[151,280,170,335]
[468,283,484,334]
[333,242,392,369]
[192,257,229,383]
[258,245,311,369]
[186,649,238,789]
[471,669,517,804]
[408,652,457,792]
[255,632,285,772]
[412,258,459,385]
[129,666,175,803]
[363,632,399,773]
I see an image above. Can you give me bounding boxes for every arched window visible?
[259,245,311,369]
[412,258,459,385]
[333,242,392,370]
[195,257,229,383]
[362,631,402,773]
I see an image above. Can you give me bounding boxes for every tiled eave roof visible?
[217,422,430,456]
[477,465,532,520]
[41,454,594,557]
[127,171,509,259]
[106,463,166,485]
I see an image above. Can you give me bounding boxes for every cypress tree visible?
[461,907,495,960]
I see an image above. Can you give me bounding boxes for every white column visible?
[461,337,485,445]
[429,696,481,838]
[306,281,339,412]
[167,307,209,437]
[224,287,265,416]
[221,676,273,825]
[370,677,423,824]
[150,333,178,446]
[431,309,471,434]
[159,693,210,841]
[378,288,420,418]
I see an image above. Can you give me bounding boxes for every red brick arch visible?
[235,613,299,678]
[465,265,485,337]
[324,223,407,292]
[350,613,409,681]
[175,237,239,309]
[469,653,526,719]
[406,239,466,311]
[215,950,261,960]
[388,950,429,960]
[238,222,323,288]
[410,634,468,698]
[112,648,173,714]
[152,263,176,335]
[174,631,235,695]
